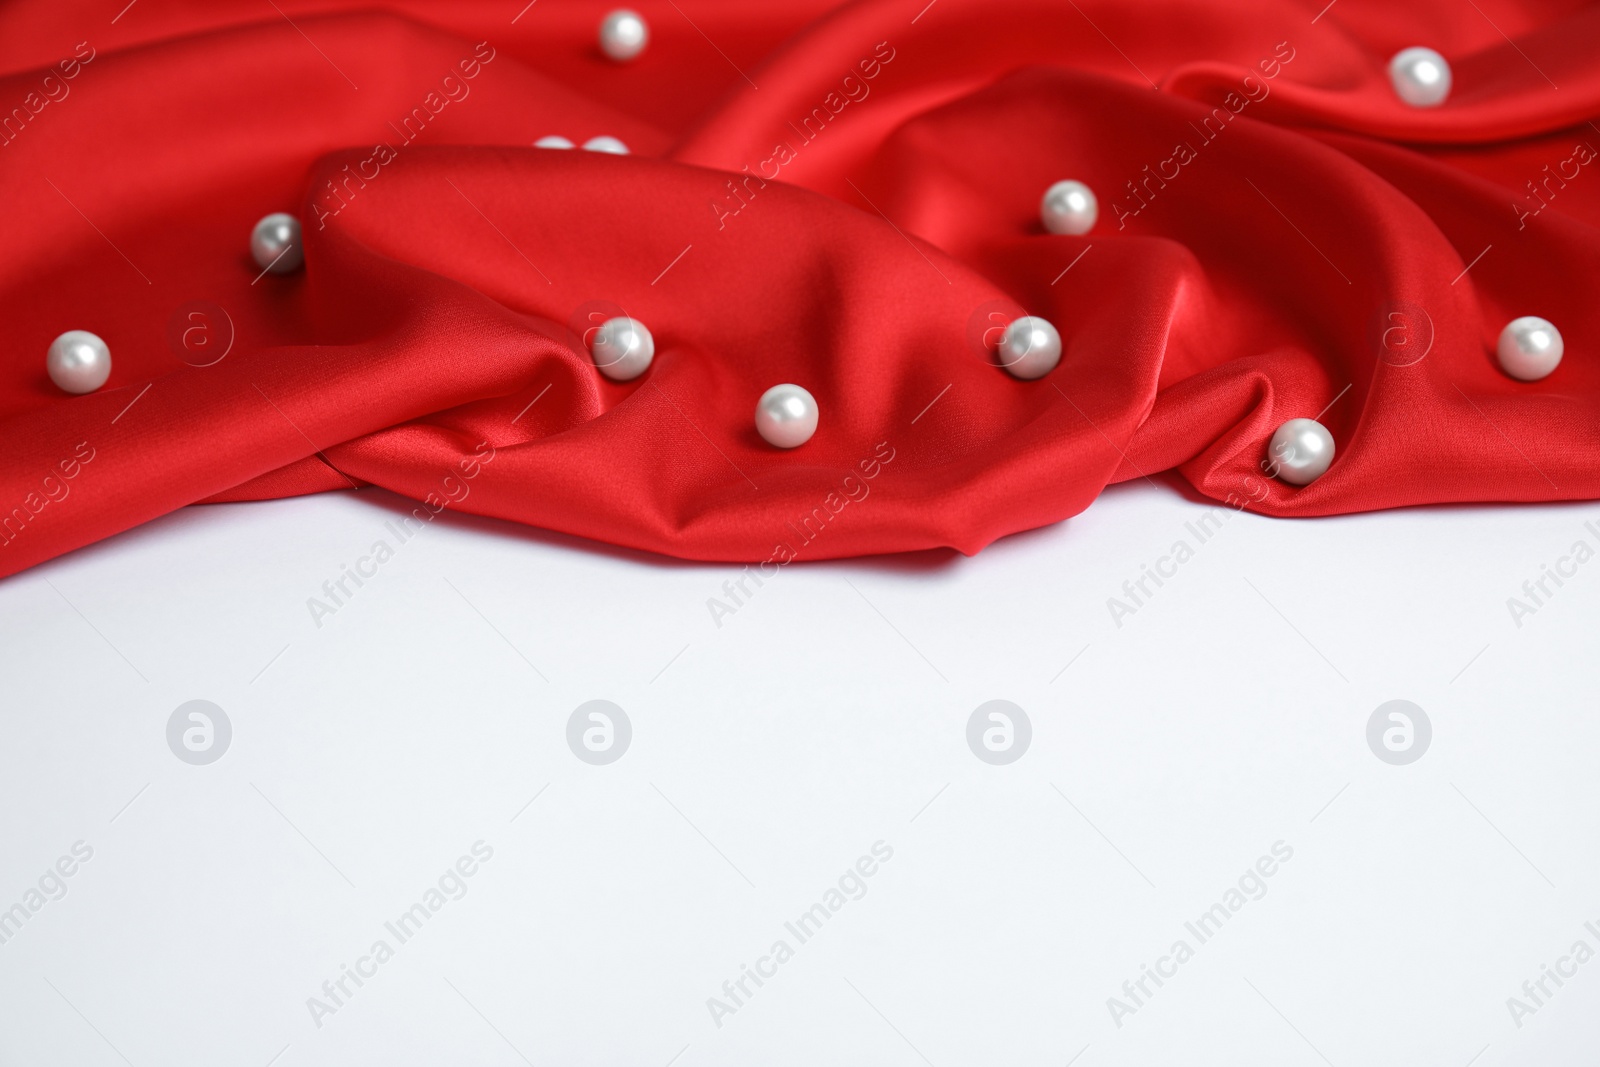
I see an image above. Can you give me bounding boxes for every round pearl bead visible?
[1389,47,1451,107]
[1497,316,1563,381]
[47,330,112,394]
[1040,180,1098,235]
[755,384,818,449]
[1267,418,1335,485]
[534,135,575,149]
[599,9,648,62]
[589,316,654,381]
[997,316,1062,380]
[250,213,303,273]
[583,135,630,155]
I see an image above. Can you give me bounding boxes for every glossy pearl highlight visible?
[1040,180,1098,235]
[1497,316,1563,381]
[599,9,648,62]
[1267,418,1335,485]
[534,135,575,149]
[47,330,112,394]
[583,135,630,154]
[997,316,1062,380]
[1389,47,1451,107]
[755,384,818,449]
[589,316,654,381]
[250,213,303,273]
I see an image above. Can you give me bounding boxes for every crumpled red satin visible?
[2,0,1597,578]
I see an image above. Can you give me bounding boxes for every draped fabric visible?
[2,0,1597,578]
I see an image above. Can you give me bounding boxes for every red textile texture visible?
[2,0,1597,577]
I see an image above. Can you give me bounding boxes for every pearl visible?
[583,135,630,155]
[1389,47,1451,107]
[1497,315,1563,381]
[47,330,112,394]
[534,135,575,149]
[589,316,654,381]
[755,384,818,448]
[599,9,648,62]
[250,212,303,273]
[996,316,1062,380]
[1040,180,1098,235]
[1267,418,1335,485]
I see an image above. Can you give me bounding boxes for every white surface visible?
[1,479,1598,1067]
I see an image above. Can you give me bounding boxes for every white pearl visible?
[583,135,630,155]
[755,384,818,449]
[1267,418,1335,485]
[1497,316,1563,381]
[589,316,654,381]
[47,330,112,394]
[1040,180,1098,235]
[1389,47,1451,107]
[534,135,575,149]
[599,9,648,62]
[997,316,1062,380]
[250,213,303,273]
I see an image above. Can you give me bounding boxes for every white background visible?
[1,479,1597,1066]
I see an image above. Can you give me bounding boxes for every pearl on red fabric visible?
[755,384,818,448]
[1267,418,1335,485]
[1389,47,1451,107]
[1497,316,1563,381]
[599,9,648,62]
[997,316,1061,380]
[589,316,654,381]
[47,330,111,394]
[1040,180,1098,235]
[250,213,303,273]
[583,135,630,154]
[534,135,575,149]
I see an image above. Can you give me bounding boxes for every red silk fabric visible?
[2,0,1597,577]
